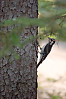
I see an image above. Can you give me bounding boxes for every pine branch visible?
[55,14,66,19]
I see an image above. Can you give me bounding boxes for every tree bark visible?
[0,0,38,99]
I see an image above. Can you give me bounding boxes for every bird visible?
[37,37,55,68]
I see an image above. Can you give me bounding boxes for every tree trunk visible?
[0,0,38,99]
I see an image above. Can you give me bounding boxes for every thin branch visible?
[55,14,66,19]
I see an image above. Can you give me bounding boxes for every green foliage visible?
[0,0,66,57]
[34,0,66,45]
[51,95,61,99]
[38,0,66,40]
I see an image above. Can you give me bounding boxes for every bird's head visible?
[48,37,55,45]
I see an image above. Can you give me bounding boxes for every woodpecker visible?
[37,37,55,68]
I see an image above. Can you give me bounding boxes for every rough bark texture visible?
[0,0,38,99]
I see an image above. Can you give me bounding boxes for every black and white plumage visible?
[37,37,55,68]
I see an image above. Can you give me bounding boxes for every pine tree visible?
[0,0,38,98]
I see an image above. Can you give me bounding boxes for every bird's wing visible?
[39,45,46,61]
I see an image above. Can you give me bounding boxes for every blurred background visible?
[37,0,66,99]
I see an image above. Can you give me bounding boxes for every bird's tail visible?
[37,55,47,68]
[37,60,42,68]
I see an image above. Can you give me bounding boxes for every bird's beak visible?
[48,37,51,42]
[48,37,51,40]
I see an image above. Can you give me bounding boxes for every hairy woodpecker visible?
[37,37,55,68]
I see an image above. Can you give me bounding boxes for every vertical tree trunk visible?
[0,0,38,99]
